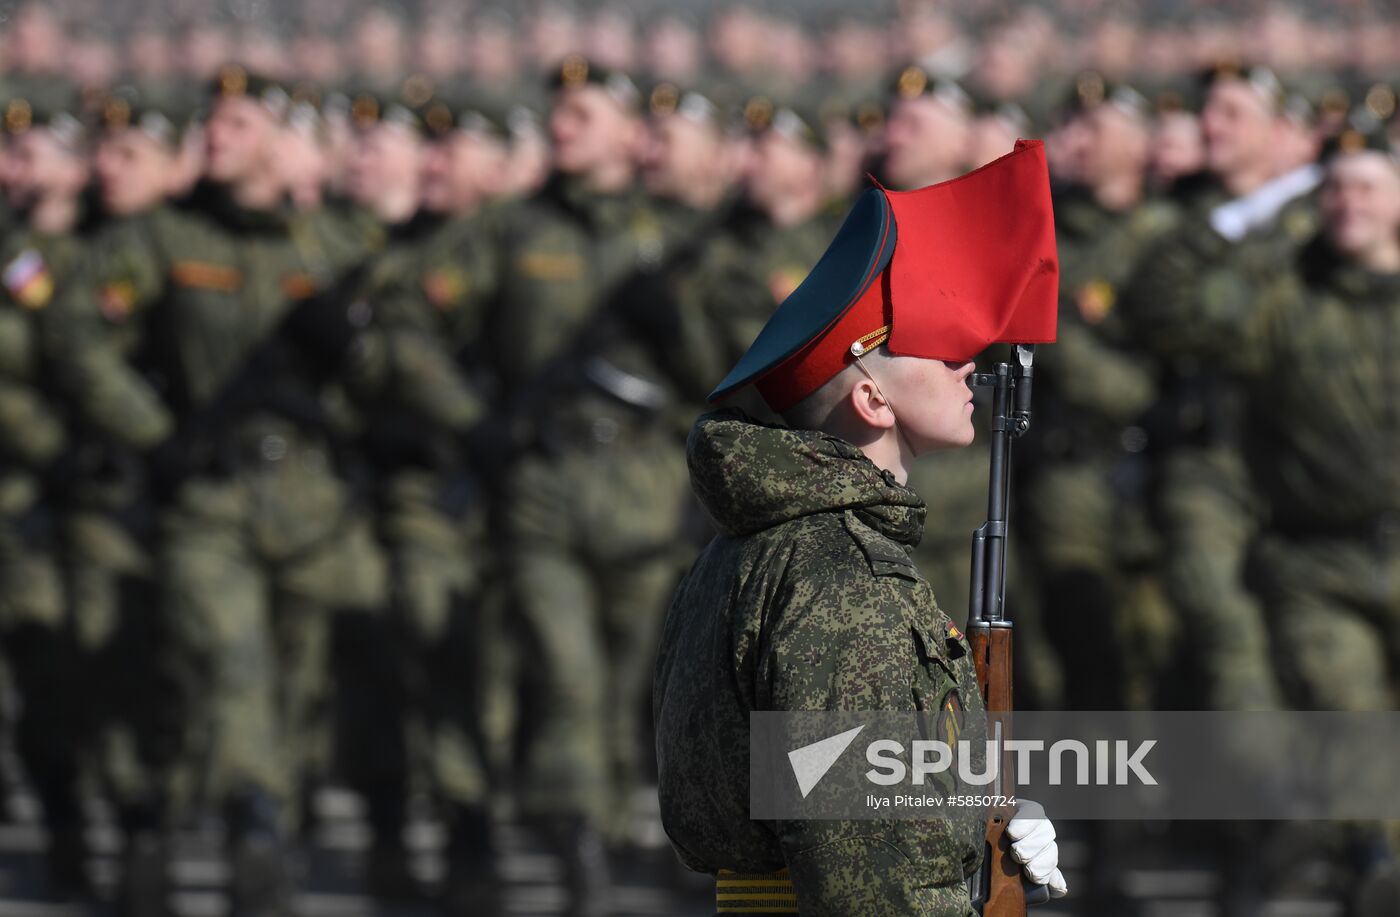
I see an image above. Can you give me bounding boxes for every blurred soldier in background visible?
[1205,124,1400,712]
[280,92,334,213]
[53,68,388,915]
[1125,62,1320,713]
[1149,93,1207,194]
[881,64,973,190]
[1245,122,1400,916]
[1130,119,1400,912]
[663,97,843,398]
[328,88,505,910]
[52,93,191,913]
[0,99,94,900]
[1029,76,1179,710]
[343,90,427,232]
[490,56,666,916]
[362,97,509,914]
[967,98,1031,169]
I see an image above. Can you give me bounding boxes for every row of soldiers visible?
[0,46,1396,917]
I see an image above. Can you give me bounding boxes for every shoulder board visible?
[514,251,585,281]
[281,272,317,300]
[171,260,242,291]
[1131,201,1181,236]
[841,510,917,580]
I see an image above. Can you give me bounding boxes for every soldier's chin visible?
[914,424,976,456]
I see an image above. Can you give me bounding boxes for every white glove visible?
[1006,799,1068,898]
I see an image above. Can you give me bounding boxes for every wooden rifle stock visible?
[966,346,1045,916]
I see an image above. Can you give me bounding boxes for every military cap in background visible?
[98,88,189,149]
[1199,58,1286,111]
[740,94,827,149]
[421,95,509,141]
[1282,89,1315,128]
[647,81,722,129]
[549,53,642,111]
[284,81,327,137]
[208,64,291,120]
[1057,70,1149,124]
[887,62,974,115]
[4,97,87,149]
[1321,119,1396,161]
[975,96,1032,134]
[1362,82,1398,124]
[348,81,430,134]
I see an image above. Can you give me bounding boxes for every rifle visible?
[966,344,1049,915]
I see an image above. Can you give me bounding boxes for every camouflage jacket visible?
[1035,185,1178,457]
[49,183,364,456]
[1121,177,1319,451]
[482,173,670,391]
[1224,237,1400,531]
[338,210,492,472]
[0,226,85,471]
[654,410,984,916]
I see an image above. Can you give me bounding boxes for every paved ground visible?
[0,783,1362,917]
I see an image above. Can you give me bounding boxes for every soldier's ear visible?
[848,373,896,431]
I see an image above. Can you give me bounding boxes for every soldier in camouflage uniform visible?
[1171,126,1400,710]
[486,56,690,914]
[330,93,504,907]
[656,171,1068,915]
[1123,63,1321,711]
[45,93,194,911]
[52,69,388,915]
[1029,78,1180,710]
[1144,121,1400,912]
[502,81,742,862]
[0,99,99,899]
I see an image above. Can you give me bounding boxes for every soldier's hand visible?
[1007,799,1068,898]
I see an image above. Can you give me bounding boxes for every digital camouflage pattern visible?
[1120,183,1320,711]
[1024,187,1180,709]
[493,173,698,835]
[655,409,985,916]
[331,207,497,861]
[51,182,389,818]
[482,174,671,392]
[1169,235,1400,710]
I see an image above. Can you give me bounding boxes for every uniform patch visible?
[3,250,54,310]
[98,280,138,321]
[767,266,807,304]
[938,688,965,746]
[944,619,968,658]
[281,273,317,300]
[171,261,242,292]
[423,268,468,310]
[1076,279,1115,324]
[1284,209,1316,242]
[515,252,585,281]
